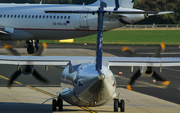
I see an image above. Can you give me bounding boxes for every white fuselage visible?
[60,63,117,107]
[0,3,145,41]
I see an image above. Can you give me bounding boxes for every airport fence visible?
[119,24,180,29]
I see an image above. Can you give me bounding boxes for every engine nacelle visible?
[140,66,154,77]
[20,65,34,75]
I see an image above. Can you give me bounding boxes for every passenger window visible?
[39,15,41,19]
[4,15,6,18]
[11,15,13,18]
[36,15,38,18]
[22,15,24,18]
[68,16,70,19]
[50,16,52,19]
[43,15,45,19]
[0,15,2,18]
[25,15,27,18]
[54,16,56,19]
[7,15,9,18]
[18,15,20,18]
[61,16,63,19]
[14,15,16,18]
[46,15,48,19]
[28,15,30,18]
[57,16,59,19]
[64,16,66,19]
[32,15,34,18]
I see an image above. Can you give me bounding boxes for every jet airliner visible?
[0,0,172,54]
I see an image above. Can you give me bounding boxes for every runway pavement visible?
[0,44,180,113]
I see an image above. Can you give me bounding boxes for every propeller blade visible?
[152,42,165,57]
[127,69,141,91]
[8,71,21,88]
[32,69,50,84]
[33,42,47,56]
[3,44,20,56]
[152,71,170,86]
[121,46,138,57]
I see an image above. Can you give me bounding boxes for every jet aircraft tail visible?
[91,0,134,9]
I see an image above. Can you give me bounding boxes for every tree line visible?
[0,0,179,24]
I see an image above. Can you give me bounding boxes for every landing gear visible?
[52,97,63,111]
[52,99,57,111]
[114,99,125,112]
[27,45,36,54]
[26,40,39,54]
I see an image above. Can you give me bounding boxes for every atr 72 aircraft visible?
[0,1,177,112]
[0,0,172,54]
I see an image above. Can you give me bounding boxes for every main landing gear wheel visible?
[27,45,36,54]
[114,99,125,112]
[52,98,63,111]
[57,98,63,111]
[120,100,125,112]
[26,40,39,54]
[52,99,57,111]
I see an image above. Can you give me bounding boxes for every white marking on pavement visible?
[163,67,180,73]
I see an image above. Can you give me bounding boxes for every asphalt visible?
[0,44,180,113]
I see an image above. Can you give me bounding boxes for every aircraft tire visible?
[27,45,36,54]
[52,99,57,111]
[114,99,119,112]
[57,98,63,111]
[120,99,125,112]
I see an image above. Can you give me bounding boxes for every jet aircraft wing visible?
[0,55,180,67]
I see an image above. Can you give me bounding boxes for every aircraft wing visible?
[0,55,180,67]
[106,57,180,67]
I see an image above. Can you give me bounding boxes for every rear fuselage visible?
[60,63,117,107]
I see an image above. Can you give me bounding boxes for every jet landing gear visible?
[26,40,39,54]
[114,99,125,112]
[52,97,63,111]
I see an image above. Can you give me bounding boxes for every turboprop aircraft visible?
[0,0,173,54]
[0,1,177,112]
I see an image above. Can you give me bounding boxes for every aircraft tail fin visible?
[90,0,134,9]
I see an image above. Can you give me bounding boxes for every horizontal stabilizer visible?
[149,11,174,16]
[90,0,134,9]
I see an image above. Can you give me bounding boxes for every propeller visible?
[4,42,50,88]
[3,44,20,56]
[122,43,170,91]
[7,66,50,88]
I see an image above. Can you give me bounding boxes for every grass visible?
[40,30,180,45]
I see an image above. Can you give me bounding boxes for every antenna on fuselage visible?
[96,1,107,72]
